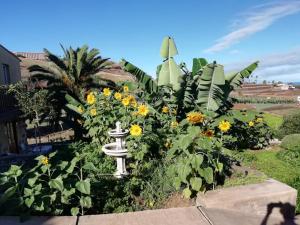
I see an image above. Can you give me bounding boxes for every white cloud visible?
[204,1,300,53]
[225,47,300,82]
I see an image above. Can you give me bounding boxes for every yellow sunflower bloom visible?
[162,106,169,113]
[123,85,129,92]
[122,97,130,106]
[138,104,149,116]
[187,112,205,124]
[41,156,49,165]
[249,121,254,127]
[114,92,122,100]
[86,92,96,105]
[130,124,142,136]
[218,120,231,133]
[90,108,97,116]
[103,88,111,97]
[171,121,179,128]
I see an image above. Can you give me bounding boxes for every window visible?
[2,64,10,84]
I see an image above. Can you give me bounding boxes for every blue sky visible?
[1,0,300,82]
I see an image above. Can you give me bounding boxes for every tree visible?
[29,45,115,139]
[7,82,56,147]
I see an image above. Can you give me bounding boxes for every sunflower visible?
[171,121,179,128]
[218,120,231,133]
[162,106,169,113]
[86,92,96,105]
[249,121,254,127]
[123,85,129,92]
[114,92,122,100]
[130,124,142,136]
[138,104,149,116]
[103,88,111,97]
[203,130,214,138]
[122,97,130,106]
[90,108,97,116]
[41,156,49,165]
[187,112,205,124]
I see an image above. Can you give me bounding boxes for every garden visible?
[0,37,299,217]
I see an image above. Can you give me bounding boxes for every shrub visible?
[277,148,300,166]
[288,177,300,213]
[281,134,300,150]
[278,112,300,138]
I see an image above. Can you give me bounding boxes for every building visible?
[0,44,27,155]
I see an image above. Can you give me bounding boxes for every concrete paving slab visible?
[0,216,77,225]
[78,207,210,225]
[197,179,297,218]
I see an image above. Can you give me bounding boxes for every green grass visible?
[236,147,300,213]
[223,170,267,188]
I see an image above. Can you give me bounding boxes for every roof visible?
[0,44,21,62]
[15,52,46,60]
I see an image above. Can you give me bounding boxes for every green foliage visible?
[279,112,300,138]
[157,36,182,91]
[277,148,300,166]
[281,134,300,150]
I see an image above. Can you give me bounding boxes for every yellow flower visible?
[78,106,84,114]
[130,124,142,136]
[164,140,172,149]
[203,130,214,138]
[90,108,97,116]
[122,97,130,106]
[103,88,111,97]
[138,104,149,116]
[171,121,179,128]
[172,109,177,115]
[114,92,122,100]
[249,121,254,127]
[86,92,96,105]
[187,112,205,124]
[218,120,231,133]
[162,106,169,113]
[41,156,49,165]
[123,85,129,92]
[256,118,263,123]
[131,99,138,108]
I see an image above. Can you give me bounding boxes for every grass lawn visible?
[234,146,300,213]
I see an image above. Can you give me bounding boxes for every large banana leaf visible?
[120,59,158,94]
[226,61,259,89]
[158,37,182,91]
[196,62,226,111]
[192,58,208,76]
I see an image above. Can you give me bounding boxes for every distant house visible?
[0,44,27,155]
[275,83,295,90]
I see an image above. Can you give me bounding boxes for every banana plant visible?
[157,37,182,91]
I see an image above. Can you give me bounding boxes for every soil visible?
[161,192,195,208]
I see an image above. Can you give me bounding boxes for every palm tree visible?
[29,44,114,102]
[29,45,115,139]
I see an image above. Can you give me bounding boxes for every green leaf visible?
[216,162,224,173]
[24,188,33,197]
[25,196,35,208]
[82,162,98,171]
[75,179,90,195]
[49,176,64,191]
[80,196,92,208]
[190,177,202,191]
[28,176,38,187]
[71,207,80,216]
[178,163,191,183]
[182,187,192,198]
[0,185,17,205]
[173,177,182,190]
[203,167,214,184]
[190,155,203,169]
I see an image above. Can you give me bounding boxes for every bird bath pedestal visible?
[102,122,129,178]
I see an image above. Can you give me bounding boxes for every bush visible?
[281,134,300,150]
[278,112,300,138]
[288,177,300,213]
[277,148,300,166]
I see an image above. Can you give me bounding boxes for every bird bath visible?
[102,121,129,178]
